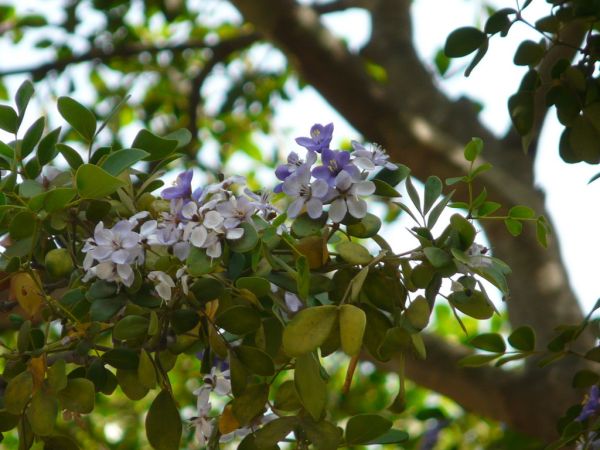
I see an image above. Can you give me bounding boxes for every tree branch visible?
[312,0,371,14]
[0,33,260,80]
[229,0,590,440]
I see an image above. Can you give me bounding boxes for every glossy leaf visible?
[295,353,327,421]
[57,97,97,141]
[100,148,149,176]
[76,164,127,199]
[345,414,393,445]
[469,333,506,353]
[282,305,338,356]
[508,326,536,351]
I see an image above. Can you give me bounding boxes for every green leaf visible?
[509,205,535,219]
[465,38,488,77]
[477,201,501,217]
[282,305,338,356]
[21,116,45,158]
[170,309,199,334]
[426,190,454,229]
[337,242,371,265]
[57,97,97,141]
[57,143,84,169]
[0,105,18,133]
[346,213,381,238]
[100,149,150,176]
[373,179,401,197]
[44,188,76,213]
[508,326,535,351]
[27,390,58,436]
[235,277,271,297]
[9,210,36,240]
[514,40,545,67]
[572,370,599,388]
[464,137,483,162]
[405,176,421,214]
[423,247,452,268]
[484,8,516,35]
[186,247,217,276]
[291,212,327,237]
[228,222,259,253]
[4,371,33,414]
[404,295,431,331]
[146,390,182,450]
[366,429,409,445]
[274,380,302,411]
[232,383,268,426]
[508,91,535,136]
[236,345,275,376]
[295,353,327,421]
[76,164,127,199]
[504,218,523,236]
[89,294,126,322]
[448,290,495,320]
[569,116,600,164]
[301,418,343,450]
[458,353,501,367]
[113,315,149,341]
[469,333,506,353]
[254,417,297,448]
[216,306,261,335]
[47,360,67,392]
[345,414,393,445]
[164,128,192,149]
[339,304,366,356]
[132,129,178,161]
[102,348,139,370]
[444,27,486,58]
[423,176,442,214]
[57,378,95,413]
[15,80,34,123]
[296,255,310,300]
[37,127,61,165]
[450,214,476,249]
[117,368,150,400]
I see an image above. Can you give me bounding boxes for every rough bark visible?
[229,0,591,442]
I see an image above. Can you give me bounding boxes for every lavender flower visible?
[328,170,375,223]
[162,170,193,200]
[244,188,279,218]
[216,196,256,229]
[82,220,144,287]
[147,271,176,302]
[295,123,334,153]
[312,149,359,186]
[351,141,397,171]
[282,165,329,219]
[578,385,600,421]
[274,151,317,193]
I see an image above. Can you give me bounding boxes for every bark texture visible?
[229,0,591,442]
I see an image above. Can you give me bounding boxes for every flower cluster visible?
[275,123,397,222]
[82,171,267,301]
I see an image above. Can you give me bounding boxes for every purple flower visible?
[162,170,193,200]
[312,149,359,186]
[282,165,329,219]
[578,385,600,421]
[274,151,317,193]
[295,123,334,153]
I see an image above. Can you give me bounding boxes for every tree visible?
[0,0,597,447]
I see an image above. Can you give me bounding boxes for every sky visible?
[0,0,598,312]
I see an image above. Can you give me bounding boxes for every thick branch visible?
[0,33,259,79]
[230,0,590,441]
[368,333,581,442]
[312,0,371,14]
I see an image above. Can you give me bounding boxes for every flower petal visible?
[328,199,347,223]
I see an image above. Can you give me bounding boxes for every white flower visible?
[217,196,256,229]
[282,165,329,219]
[328,171,375,223]
[244,188,279,218]
[148,271,176,301]
[284,292,303,313]
[351,140,397,171]
[81,220,144,287]
[465,243,492,268]
[176,267,190,295]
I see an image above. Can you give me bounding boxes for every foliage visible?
[0,80,547,448]
[445,0,600,166]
